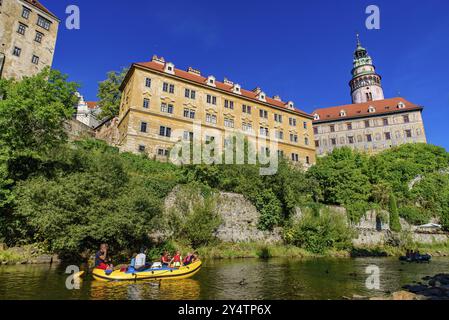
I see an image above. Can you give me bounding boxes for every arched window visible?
[340,110,347,117]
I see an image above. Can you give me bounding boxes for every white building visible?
[75,93,101,128]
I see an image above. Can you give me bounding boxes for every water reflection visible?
[89,278,200,300]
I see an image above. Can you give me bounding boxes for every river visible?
[0,257,448,300]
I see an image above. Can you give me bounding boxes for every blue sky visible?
[48,0,449,150]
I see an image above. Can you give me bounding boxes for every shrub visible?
[284,209,355,254]
[398,206,430,225]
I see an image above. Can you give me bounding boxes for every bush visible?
[284,209,355,254]
[398,206,430,225]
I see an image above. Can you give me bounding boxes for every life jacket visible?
[173,254,181,262]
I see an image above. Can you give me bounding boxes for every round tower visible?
[349,34,384,104]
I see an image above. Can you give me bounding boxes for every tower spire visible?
[349,36,384,104]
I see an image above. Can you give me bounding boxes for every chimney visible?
[152,55,165,64]
[252,87,262,94]
[224,77,234,86]
[273,95,282,101]
[187,67,201,76]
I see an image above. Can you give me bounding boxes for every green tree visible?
[389,193,401,232]
[0,68,79,158]
[98,68,128,119]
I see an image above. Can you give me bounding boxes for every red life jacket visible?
[173,254,181,262]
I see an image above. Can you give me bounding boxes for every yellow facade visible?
[117,60,316,167]
[0,0,59,80]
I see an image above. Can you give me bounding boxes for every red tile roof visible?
[312,97,423,123]
[23,0,58,20]
[86,101,98,110]
[131,60,312,118]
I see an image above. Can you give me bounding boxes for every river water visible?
[0,257,448,300]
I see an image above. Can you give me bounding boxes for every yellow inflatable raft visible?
[92,261,202,282]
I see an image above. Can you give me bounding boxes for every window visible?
[366,134,372,142]
[17,23,27,35]
[315,140,320,147]
[159,126,171,137]
[12,47,21,57]
[22,7,31,19]
[366,92,373,101]
[143,98,150,109]
[291,153,299,162]
[183,108,195,119]
[274,114,281,122]
[160,103,173,114]
[162,82,173,92]
[348,136,354,144]
[305,137,309,145]
[35,31,43,43]
[37,16,51,30]
[289,118,297,126]
[290,134,298,143]
[138,145,146,152]
[224,99,234,109]
[224,118,234,128]
[347,122,352,130]
[403,115,410,123]
[385,132,391,140]
[405,129,412,138]
[184,88,196,99]
[260,147,270,156]
[330,125,335,132]
[206,94,217,105]
[242,105,251,114]
[183,131,194,141]
[277,150,284,158]
[31,55,39,65]
[145,78,151,88]
[331,138,337,146]
[364,120,370,128]
[303,122,308,129]
[313,127,318,135]
[259,127,269,136]
[242,123,252,132]
[383,118,389,126]
[306,156,310,165]
[206,113,217,124]
[275,130,284,140]
[259,109,268,119]
[157,149,169,157]
[140,122,147,133]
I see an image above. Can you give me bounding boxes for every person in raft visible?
[161,251,170,267]
[170,250,182,268]
[95,243,113,270]
[134,248,147,271]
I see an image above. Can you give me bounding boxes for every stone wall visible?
[164,187,282,244]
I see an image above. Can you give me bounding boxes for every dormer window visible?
[232,84,241,94]
[258,91,266,102]
[286,101,294,110]
[397,101,405,109]
[313,114,320,121]
[207,76,216,87]
[340,110,347,117]
[164,62,175,74]
[368,106,376,113]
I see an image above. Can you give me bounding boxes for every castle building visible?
[312,36,427,155]
[116,55,316,166]
[75,93,101,128]
[0,0,59,80]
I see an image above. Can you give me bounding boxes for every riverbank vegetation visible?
[1,70,449,262]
